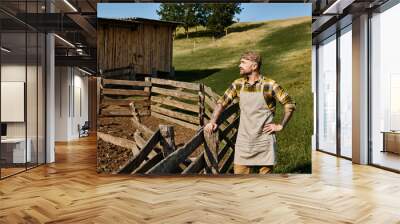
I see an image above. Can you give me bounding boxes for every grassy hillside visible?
[173,17,312,173]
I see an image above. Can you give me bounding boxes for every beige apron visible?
[234,82,277,166]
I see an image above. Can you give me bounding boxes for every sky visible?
[97,3,311,22]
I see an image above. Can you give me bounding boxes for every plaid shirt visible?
[217,76,296,113]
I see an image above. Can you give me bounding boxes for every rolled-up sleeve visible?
[272,82,296,112]
[217,83,238,108]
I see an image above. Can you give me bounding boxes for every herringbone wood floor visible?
[1,135,399,224]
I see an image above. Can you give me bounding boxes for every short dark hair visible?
[241,51,262,71]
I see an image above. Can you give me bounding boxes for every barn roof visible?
[98,17,182,27]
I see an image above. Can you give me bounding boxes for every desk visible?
[1,138,31,163]
[382,131,400,154]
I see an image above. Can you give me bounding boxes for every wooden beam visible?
[134,130,159,159]
[151,96,198,113]
[146,128,204,174]
[220,115,240,138]
[182,151,205,174]
[101,109,149,117]
[151,111,198,130]
[220,150,234,174]
[151,105,199,125]
[204,108,212,120]
[204,130,219,174]
[134,130,147,149]
[199,83,205,127]
[151,86,198,101]
[217,103,239,126]
[204,95,217,112]
[101,99,150,107]
[131,117,154,139]
[103,88,150,96]
[151,78,200,91]
[218,131,237,162]
[204,86,220,101]
[130,102,141,123]
[159,125,176,158]
[131,152,164,174]
[116,129,161,174]
[97,132,139,153]
[103,79,151,87]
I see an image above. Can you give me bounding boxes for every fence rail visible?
[99,77,240,174]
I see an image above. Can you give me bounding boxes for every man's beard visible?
[240,70,251,77]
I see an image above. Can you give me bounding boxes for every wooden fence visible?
[99,78,152,117]
[98,77,240,174]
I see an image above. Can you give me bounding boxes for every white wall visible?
[1,65,26,138]
[55,67,89,141]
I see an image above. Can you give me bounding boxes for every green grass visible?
[173,17,312,173]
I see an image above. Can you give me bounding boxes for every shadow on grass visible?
[175,23,265,39]
[174,68,221,82]
[227,23,264,33]
[175,30,215,39]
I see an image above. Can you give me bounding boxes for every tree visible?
[157,3,242,38]
[157,3,198,39]
[204,3,242,37]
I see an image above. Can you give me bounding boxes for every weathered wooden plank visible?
[144,77,152,97]
[151,111,198,130]
[116,129,161,174]
[199,83,205,127]
[134,130,147,149]
[152,86,198,101]
[103,95,149,100]
[151,78,200,91]
[146,128,204,174]
[220,115,240,138]
[151,105,199,125]
[130,102,141,123]
[204,108,212,120]
[218,131,237,162]
[131,117,154,139]
[220,149,234,174]
[204,131,219,174]
[216,103,239,126]
[227,112,239,124]
[181,151,205,174]
[151,96,198,113]
[103,79,151,87]
[101,99,150,107]
[101,109,150,117]
[205,95,217,109]
[131,152,164,174]
[97,132,139,153]
[159,125,176,158]
[134,130,159,159]
[204,86,221,101]
[103,88,150,96]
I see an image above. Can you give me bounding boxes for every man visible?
[204,51,296,174]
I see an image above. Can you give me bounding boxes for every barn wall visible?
[97,22,174,75]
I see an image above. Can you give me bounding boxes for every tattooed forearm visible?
[211,103,225,124]
[280,110,294,129]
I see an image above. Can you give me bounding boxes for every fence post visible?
[199,83,205,127]
[204,130,219,174]
[145,77,152,116]
[130,102,141,123]
[159,125,176,158]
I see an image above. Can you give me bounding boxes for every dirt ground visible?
[97,116,197,173]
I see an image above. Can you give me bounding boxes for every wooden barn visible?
[97,18,180,77]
